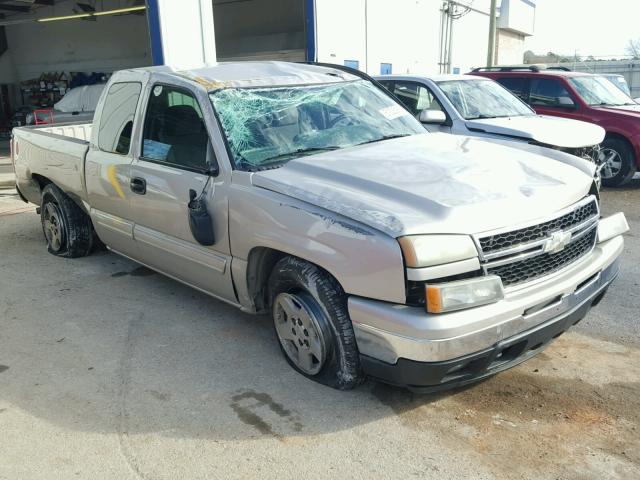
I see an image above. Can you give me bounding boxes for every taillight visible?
[12,139,18,163]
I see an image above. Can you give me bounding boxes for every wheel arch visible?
[246,246,288,313]
[245,247,349,314]
[31,173,52,190]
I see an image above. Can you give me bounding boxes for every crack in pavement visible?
[116,312,151,480]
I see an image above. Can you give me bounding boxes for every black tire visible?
[268,256,364,390]
[600,137,637,187]
[40,183,93,258]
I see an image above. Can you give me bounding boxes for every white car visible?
[375,74,605,162]
[11,84,106,127]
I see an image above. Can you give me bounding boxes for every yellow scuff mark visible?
[175,72,231,90]
[192,76,231,90]
[106,164,126,200]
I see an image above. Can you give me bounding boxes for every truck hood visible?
[252,133,594,237]
[596,103,640,117]
[465,115,605,148]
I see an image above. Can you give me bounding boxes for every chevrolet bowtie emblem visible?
[542,230,572,254]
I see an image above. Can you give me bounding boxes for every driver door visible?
[128,83,236,302]
[528,78,582,120]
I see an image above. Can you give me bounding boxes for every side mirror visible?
[188,188,215,246]
[556,97,577,109]
[419,109,447,124]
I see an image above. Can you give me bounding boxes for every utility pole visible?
[446,1,454,73]
[486,0,497,67]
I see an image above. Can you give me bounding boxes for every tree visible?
[626,39,640,59]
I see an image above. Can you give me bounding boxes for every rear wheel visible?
[269,256,364,390]
[599,137,636,187]
[40,184,93,257]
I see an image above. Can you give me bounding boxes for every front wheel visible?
[599,137,637,187]
[41,183,93,257]
[268,256,364,390]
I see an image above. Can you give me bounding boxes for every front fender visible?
[229,183,406,306]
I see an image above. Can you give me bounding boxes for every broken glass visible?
[209,80,424,171]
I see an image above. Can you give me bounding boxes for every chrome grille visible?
[479,199,598,254]
[475,197,599,287]
[487,229,596,286]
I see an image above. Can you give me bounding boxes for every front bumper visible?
[349,235,623,391]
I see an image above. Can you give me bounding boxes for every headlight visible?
[426,276,504,313]
[398,235,478,268]
[597,212,629,243]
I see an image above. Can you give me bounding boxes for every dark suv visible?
[471,66,640,187]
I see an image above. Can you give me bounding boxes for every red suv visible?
[471,66,640,187]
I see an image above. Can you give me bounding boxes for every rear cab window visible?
[97,82,142,155]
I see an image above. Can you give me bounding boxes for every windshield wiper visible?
[248,146,342,171]
[467,114,499,119]
[355,134,411,147]
[276,145,342,159]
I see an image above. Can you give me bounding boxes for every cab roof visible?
[127,61,359,89]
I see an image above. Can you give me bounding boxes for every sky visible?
[523,0,640,58]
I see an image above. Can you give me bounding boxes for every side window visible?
[529,78,575,107]
[377,80,395,94]
[497,77,528,102]
[141,85,209,170]
[98,82,142,155]
[167,91,203,118]
[392,81,443,116]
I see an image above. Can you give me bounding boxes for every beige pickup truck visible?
[11,62,628,391]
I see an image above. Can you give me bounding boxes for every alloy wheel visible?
[43,202,65,252]
[599,148,623,179]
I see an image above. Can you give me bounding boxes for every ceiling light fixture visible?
[36,5,146,23]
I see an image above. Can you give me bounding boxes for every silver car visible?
[376,74,605,163]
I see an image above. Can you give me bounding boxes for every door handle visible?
[130,177,146,195]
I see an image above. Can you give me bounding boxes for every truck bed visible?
[12,122,92,206]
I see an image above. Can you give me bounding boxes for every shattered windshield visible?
[437,79,534,119]
[209,80,424,171]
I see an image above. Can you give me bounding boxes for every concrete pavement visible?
[0,187,639,480]
[0,142,14,189]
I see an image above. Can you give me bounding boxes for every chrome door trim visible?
[133,225,227,274]
[91,209,134,238]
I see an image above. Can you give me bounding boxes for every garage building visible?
[0,0,535,135]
